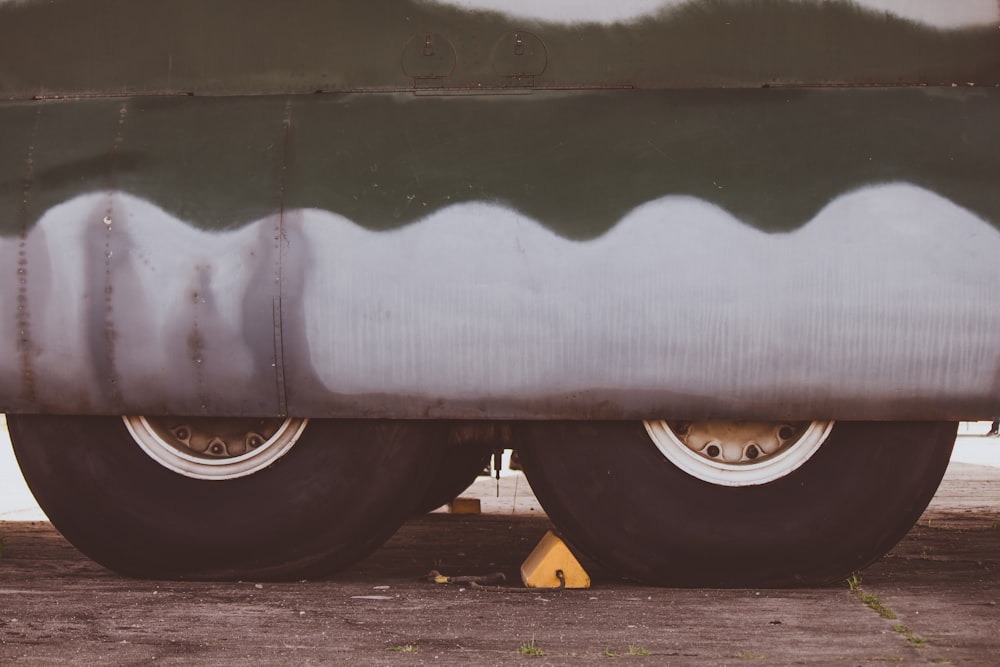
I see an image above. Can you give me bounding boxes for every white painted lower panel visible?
[1,183,998,418]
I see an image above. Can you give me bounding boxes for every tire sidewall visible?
[519,421,956,586]
[11,416,444,580]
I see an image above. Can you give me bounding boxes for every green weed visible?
[859,591,897,619]
[893,624,928,648]
[519,637,545,657]
[387,645,418,653]
[847,574,896,619]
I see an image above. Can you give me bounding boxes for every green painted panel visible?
[115,97,288,230]
[0,103,41,237]
[0,97,289,235]
[285,88,1000,238]
[0,100,125,237]
[2,88,999,238]
[1,0,998,97]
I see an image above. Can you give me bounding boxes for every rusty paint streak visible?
[273,102,294,416]
[272,296,286,415]
[101,103,129,407]
[15,107,43,404]
[188,282,207,414]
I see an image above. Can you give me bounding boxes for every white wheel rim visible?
[643,420,834,487]
[124,416,308,480]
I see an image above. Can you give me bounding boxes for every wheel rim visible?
[643,420,834,487]
[123,416,308,480]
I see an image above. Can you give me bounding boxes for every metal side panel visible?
[1,0,999,96]
[0,97,289,415]
[1,88,997,419]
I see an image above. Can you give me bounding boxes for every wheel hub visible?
[643,420,834,486]
[124,416,308,480]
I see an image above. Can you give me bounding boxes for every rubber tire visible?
[517,421,956,587]
[9,415,445,581]
[415,444,492,515]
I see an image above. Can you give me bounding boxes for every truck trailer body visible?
[1,0,998,585]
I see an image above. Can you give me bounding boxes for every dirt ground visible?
[1,459,999,665]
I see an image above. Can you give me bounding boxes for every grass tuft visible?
[848,573,896,619]
[859,591,897,619]
[520,636,545,657]
[849,574,928,650]
[893,624,928,648]
[387,645,418,653]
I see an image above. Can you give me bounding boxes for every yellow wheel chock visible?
[520,530,590,589]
